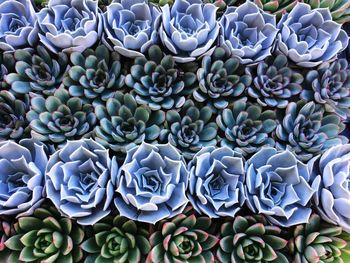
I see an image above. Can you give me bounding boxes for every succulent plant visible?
[219,1,279,64]
[217,215,289,262]
[216,99,277,156]
[159,0,220,63]
[98,0,111,11]
[247,54,303,108]
[125,45,196,111]
[4,206,84,262]
[275,101,347,161]
[195,47,252,110]
[0,219,15,262]
[277,3,349,68]
[146,213,218,262]
[203,0,240,16]
[63,45,125,105]
[303,0,350,24]
[160,100,217,159]
[6,46,68,97]
[27,88,96,144]
[254,0,299,20]
[33,0,48,9]
[0,53,15,90]
[149,0,174,6]
[81,215,151,262]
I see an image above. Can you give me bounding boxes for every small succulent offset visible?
[125,45,196,111]
[247,54,303,108]
[146,214,218,262]
[6,46,68,96]
[195,47,252,110]
[103,0,161,58]
[219,1,279,64]
[216,99,277,156]
[188,146,246,218]
[81,215,151,262]
[159,0,220,63]
[36,0,102,53]
[160,100,217,160]
[254,0,299,19]
[114,142,189,224]
[303,0,350,24]
[63,45,125,105]
[27,88,96,144]
[300,59,350,119]
[0,219,15,262]
[45,139,118,225]
[217,215,289,263]
[4,207,84,262]
[277,3,349,68]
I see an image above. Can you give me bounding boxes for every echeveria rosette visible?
[254,0,299,20]
[160,100,217,160]
[26,88,96,144]
[195,47,252,110]
[217,215,289,263]
[303,0,350,24]
[125,45,197,110]
[188,146,246,218]
[0,139,49,217]
[94,91,165,155]
[114,142,189,224]
[81,215,151,262]
[245,147,317,227]
[4,207,84,263]
[275,101,347,162]
[247,54,303,109]
[45,139,118,225]
[0,53,15,90]
[36,0,102,53]
[277,3,349,68]
[203,0,239,16]
[159,0,220,63]
[63,45,125,105]
[216,99,277,156]
[103,0,161,58]
[146,214,219,262]
[0,219,15,262]
[300,59,350,119]
[219,1,279,64]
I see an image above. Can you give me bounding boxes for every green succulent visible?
[303,0,350,24]
[4,207,84,263]
[149,0,174,6]
[0,219,15,262]
[33,0,48,9]
[203,0,240,15]
[81,215,151,263]
[98,0,112,11]
[0,53,15,90]
[217,215,289,263]
[27,88,96,144]
[254,0,299,20]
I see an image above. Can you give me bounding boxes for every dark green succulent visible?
[63,45,125,105]
[27,88,96,144]
[203,0,240,15]
[149,0,174,6]
[4,207,84,263]
[303,0,350,24]
[81,215,151,263]
[98,0,112,11]
[217,215,289,263]
[195,47,252,110]
[254,0,299,20]
[33,0,48,9]
[6,46,68,97]
[0,53,15,90]
[216,99,277,156]
[160,100,217,159]
[125,45,197,111]
[0,219,15,262]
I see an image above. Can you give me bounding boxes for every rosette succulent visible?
[103,0,161,58]
[63,45,125,104]
[94,91,165,154]
[188,146,246,218]
[247,54,303,108]
[303,0,350,24]
[300,59,350,119]
[0,53,15,90]
[125,45,196,110]
[219,1,279,64]
[6,46,68,96]
[277,3,349,68]
[275,101,347,161]
[45,139,118,225]
[254,0,298,19]
[217,215,289,263]
[195,47,252,110]
[81,215,151,262]
[27,88,96,143]
[149,0,174,6]
[216,99,277,156]
[203,0,239,16]
[36,0,102,53]
[114,142,189,223]
[159,0,220,63]
[4,207,84,262]
[0,219,15,262]
[246,147,317,227]
[146,214,218,262]
[0,0,38,51]
[160,100,217,159]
